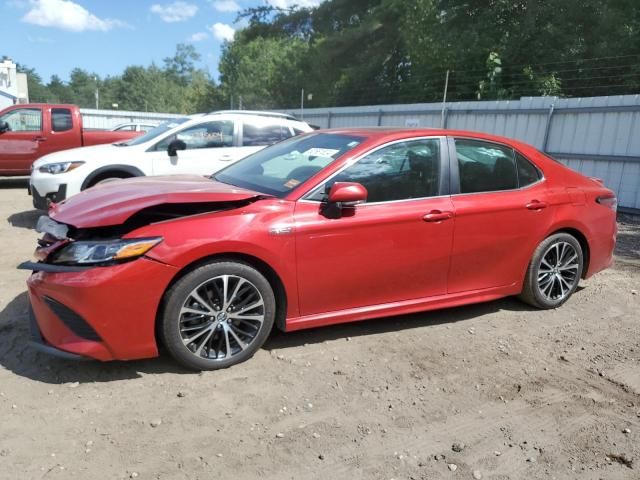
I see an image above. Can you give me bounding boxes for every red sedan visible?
[20,129,618,370]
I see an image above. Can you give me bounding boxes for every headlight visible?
[39,161,85,175]
[49,237,162,265]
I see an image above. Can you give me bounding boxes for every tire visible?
[160,261,276,370]
[519,233,584,309]
[91,176,126,187]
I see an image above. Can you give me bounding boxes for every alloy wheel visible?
[537,241,580,302]
[178,275,265,361]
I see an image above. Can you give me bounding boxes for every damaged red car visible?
[20,129,617,370]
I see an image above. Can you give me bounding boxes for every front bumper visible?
[28,305,88,361]
[24,258,179,361]
[29,182,67,210]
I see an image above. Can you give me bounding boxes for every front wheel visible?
[519,233,584,309]
[160,261,276,370]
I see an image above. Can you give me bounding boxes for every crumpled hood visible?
[50,175,265,228]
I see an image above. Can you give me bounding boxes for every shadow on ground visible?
[8,210,40,229]
[0,292,189,384]
[615,222,640,266]
[0,287,537,384]
[0,177,28,189]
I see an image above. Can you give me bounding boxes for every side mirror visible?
[0,120,9,133]
[327,182,368,205]
[322,182,368,218]
[167,139,187,157]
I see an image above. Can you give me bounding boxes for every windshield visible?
[116,117,189,146]
[214,133,364,197]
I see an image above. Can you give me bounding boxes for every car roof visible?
[318,128,533,151]
[209,110,299,121]
[196,111,309,126]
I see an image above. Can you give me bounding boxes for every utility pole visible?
[441,69,450,128]
[300,88,304,120]
[239,95,243,110]
[93,75,99,110]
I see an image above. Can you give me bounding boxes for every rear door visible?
[294,137,455,317]
[151,119,238,176]
[447,137,553,293]
[0,106,45,173]
[39,107,80,157]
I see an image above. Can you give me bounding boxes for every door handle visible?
[34,136,47,142]
[220,155,233,161]
[423,210,453,222]
[526,200,548,210]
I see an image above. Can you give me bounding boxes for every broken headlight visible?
[49,237,162,265]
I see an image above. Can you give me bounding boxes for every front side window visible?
[243,122,292,146]
[51,108,73,132]
[455,139,517,193]
[0,108,42,132]
[215,133,363,197]
[308,139,441,203]
[123,117,189,147]
[156,120,234,150]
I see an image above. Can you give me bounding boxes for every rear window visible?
[52,108,73,132]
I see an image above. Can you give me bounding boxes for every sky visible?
[2,0,323,82]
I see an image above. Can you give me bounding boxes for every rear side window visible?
[51,108,73,132]
[243,122,292,146]
[516,152,542,187]
[455,139,517,193]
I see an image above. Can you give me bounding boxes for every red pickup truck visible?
[0,104,141,176]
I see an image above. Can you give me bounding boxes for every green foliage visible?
[223,0,640,106]
[219,33,310,109]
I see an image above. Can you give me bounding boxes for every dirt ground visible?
[0,178,638,480]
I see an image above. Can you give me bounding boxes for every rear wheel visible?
[519,233,584,309]
[160,261,276,370]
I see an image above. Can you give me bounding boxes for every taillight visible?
[596,194,617,211]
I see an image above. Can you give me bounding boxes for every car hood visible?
[33,143,133,168]
[49,175,266,228]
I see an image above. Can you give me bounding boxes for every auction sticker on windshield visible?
[303,148,340,157]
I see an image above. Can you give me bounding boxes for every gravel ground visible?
[0,178,639,480]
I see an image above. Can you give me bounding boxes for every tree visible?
[219,33,310,109]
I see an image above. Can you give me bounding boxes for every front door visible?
[151,119,240,176]
[0,106,45,173]
[295,137,455,317]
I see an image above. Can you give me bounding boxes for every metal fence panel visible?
[81,95,640,211]
[79,108,181,130]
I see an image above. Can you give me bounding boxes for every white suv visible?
[29,111,313,209]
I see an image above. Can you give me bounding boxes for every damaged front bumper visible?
[21,257,179,362]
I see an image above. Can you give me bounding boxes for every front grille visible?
[43,296,101,342]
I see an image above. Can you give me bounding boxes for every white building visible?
[0,59,29,109]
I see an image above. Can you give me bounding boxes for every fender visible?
[81,164,145,190]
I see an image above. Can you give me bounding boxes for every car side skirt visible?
[285,283,521,332]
